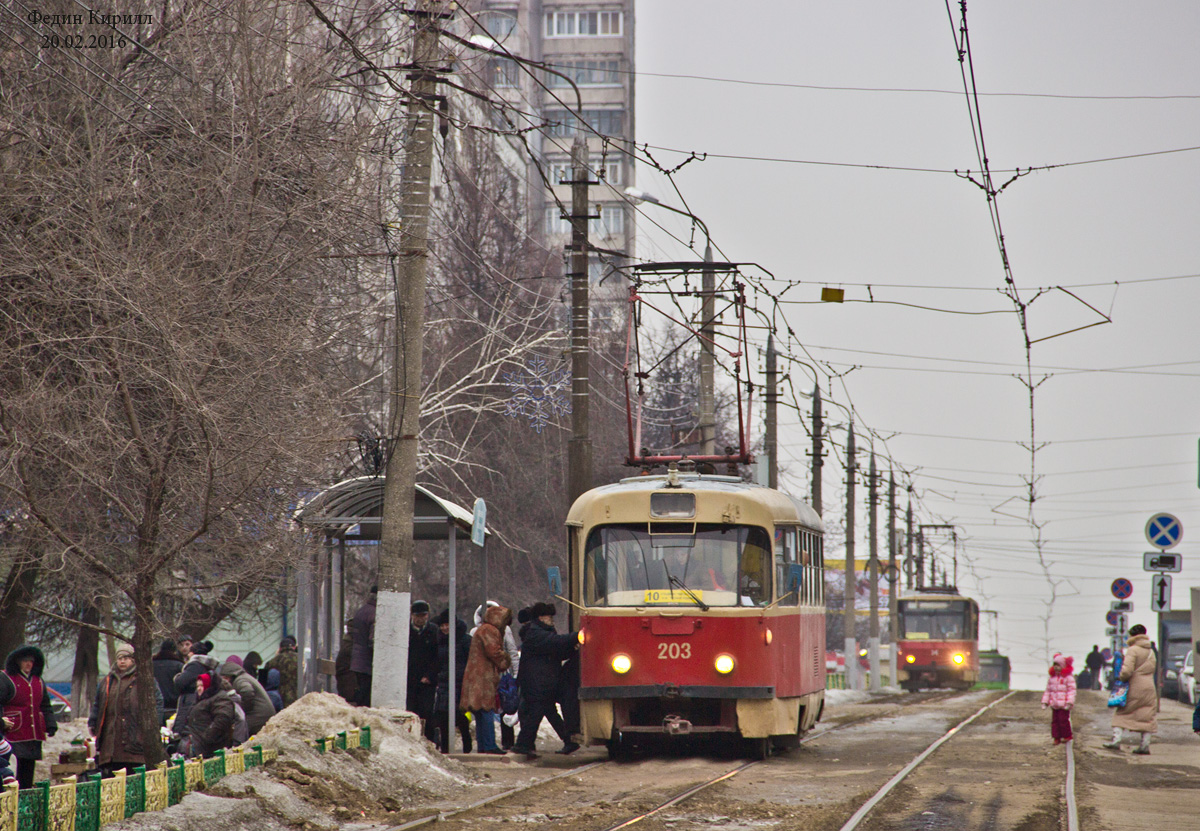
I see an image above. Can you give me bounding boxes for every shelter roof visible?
[293,476,481,541]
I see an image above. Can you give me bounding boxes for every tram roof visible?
[566,473,823,532]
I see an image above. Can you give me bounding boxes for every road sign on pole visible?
[1143,551,1182,573]
[1106,610,1121,626]
[1110,600,1134,613]
[471,498,487,547]
[1150,573,1172,612]
[1111,578,1134,600]
[1145,513,1183,549]
[1116,613,1129,639]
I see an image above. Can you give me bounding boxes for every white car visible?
[1178,650,1195,705]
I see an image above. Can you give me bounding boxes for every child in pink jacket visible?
[1042,653,1076,744]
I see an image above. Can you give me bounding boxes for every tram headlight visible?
[763,629,773,645]
[578,629,586,645]
[905,654,916,664]
[714,654,735,674]
[611,654,632,674]
[952,653,965,665]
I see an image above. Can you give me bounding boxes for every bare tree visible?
[0,0,386,762]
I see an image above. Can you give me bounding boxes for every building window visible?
[591,204,625,237]
[491,58,519,88]
[544,108,624,138]
[544,10,622,38]
[480,10,518,40]
[603,160,621,185]
[544,206,570,237]
[546,59,621,87]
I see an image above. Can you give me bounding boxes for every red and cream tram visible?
[567,467,826,757]
[895,589,980,691]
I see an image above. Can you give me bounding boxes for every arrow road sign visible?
[1117,613,1129,637]
[1143,551,1182,573]
[1150,573,1172,612]
[1110,600,1134,613]
[1145,513,1183,549]
[1111,578,1134,600]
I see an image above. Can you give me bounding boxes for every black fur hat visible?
[530,602,556,619]
[435,609,450,626]
[516,606,531,624]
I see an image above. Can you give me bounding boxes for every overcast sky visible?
[628,1,1200,688]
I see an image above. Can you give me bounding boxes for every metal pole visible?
[376,0,446,709]
[868,452,880,692]
[448,520,457,752]
[888,471,898,687]
[844,423,857,689]
[811,384,823,515]
[765,334,777,489]
[699,244,716,456]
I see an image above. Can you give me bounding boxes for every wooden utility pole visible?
[765,334,778,489]
[868,452,880,692]
[811,384,823,515]
[699,244,716,456]
[888,471,898,686]
[843,423,857,689]
[376,2,445,709]
[567,133,593,506]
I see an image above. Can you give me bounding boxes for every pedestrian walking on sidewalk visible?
[1084,645,1105,691]
[1042,653,1076,744]
[461,603,513,754]
[511,602,579,758]
[1104,624,1158,754]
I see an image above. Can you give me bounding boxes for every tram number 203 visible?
[657,642,692,660]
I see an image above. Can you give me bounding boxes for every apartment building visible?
[469,1,636,290]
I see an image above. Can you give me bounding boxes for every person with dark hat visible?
[152,639,184,717]
[407,600,438,727]
[350,586,378,706]
[511,602,579,758]
[173,640,219,730]
[2,645,57,788]
[263,636,299,708]
[432,609,472,753]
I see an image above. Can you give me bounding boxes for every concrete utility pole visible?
[843,423,858,689]
[868,452,881,692]
[698,244,716,456]
[905,496,914,590]
[765,335,778,489]
[567,134,593,506]
[811,384,823,515]
[888,471,898,687]
[375,1,445,709]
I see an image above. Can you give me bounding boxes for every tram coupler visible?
[663,715,692,735]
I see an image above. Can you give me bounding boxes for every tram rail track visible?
[386,687,983,831]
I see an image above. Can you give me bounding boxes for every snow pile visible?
[106,693,478,830]
[244,692,476,815]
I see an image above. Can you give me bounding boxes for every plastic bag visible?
[1107,681,1128,708]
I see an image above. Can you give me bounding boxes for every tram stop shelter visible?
[292,476,489,696]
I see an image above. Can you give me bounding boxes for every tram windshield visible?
[898,600,972,640]
[583,523,772,607]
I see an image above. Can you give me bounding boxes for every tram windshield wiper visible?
[665,567,709,611]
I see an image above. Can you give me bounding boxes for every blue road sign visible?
[1106,610,1121,626]
[471,498,486,547]
[1111,577,1134,599]
[1145,513,1182,549]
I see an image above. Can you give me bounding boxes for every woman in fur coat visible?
[1041,653,1076,744]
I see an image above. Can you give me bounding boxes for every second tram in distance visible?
[895,588,980,690]
[566,467,826,757]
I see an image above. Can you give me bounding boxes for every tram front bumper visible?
[579,684,775,700]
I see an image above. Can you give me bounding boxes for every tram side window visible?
[812,532,825,605]
[798,530,817,605]
[774,527,799,606]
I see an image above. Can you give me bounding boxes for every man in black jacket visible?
[511,602,578,758]
[407,600,438,728]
